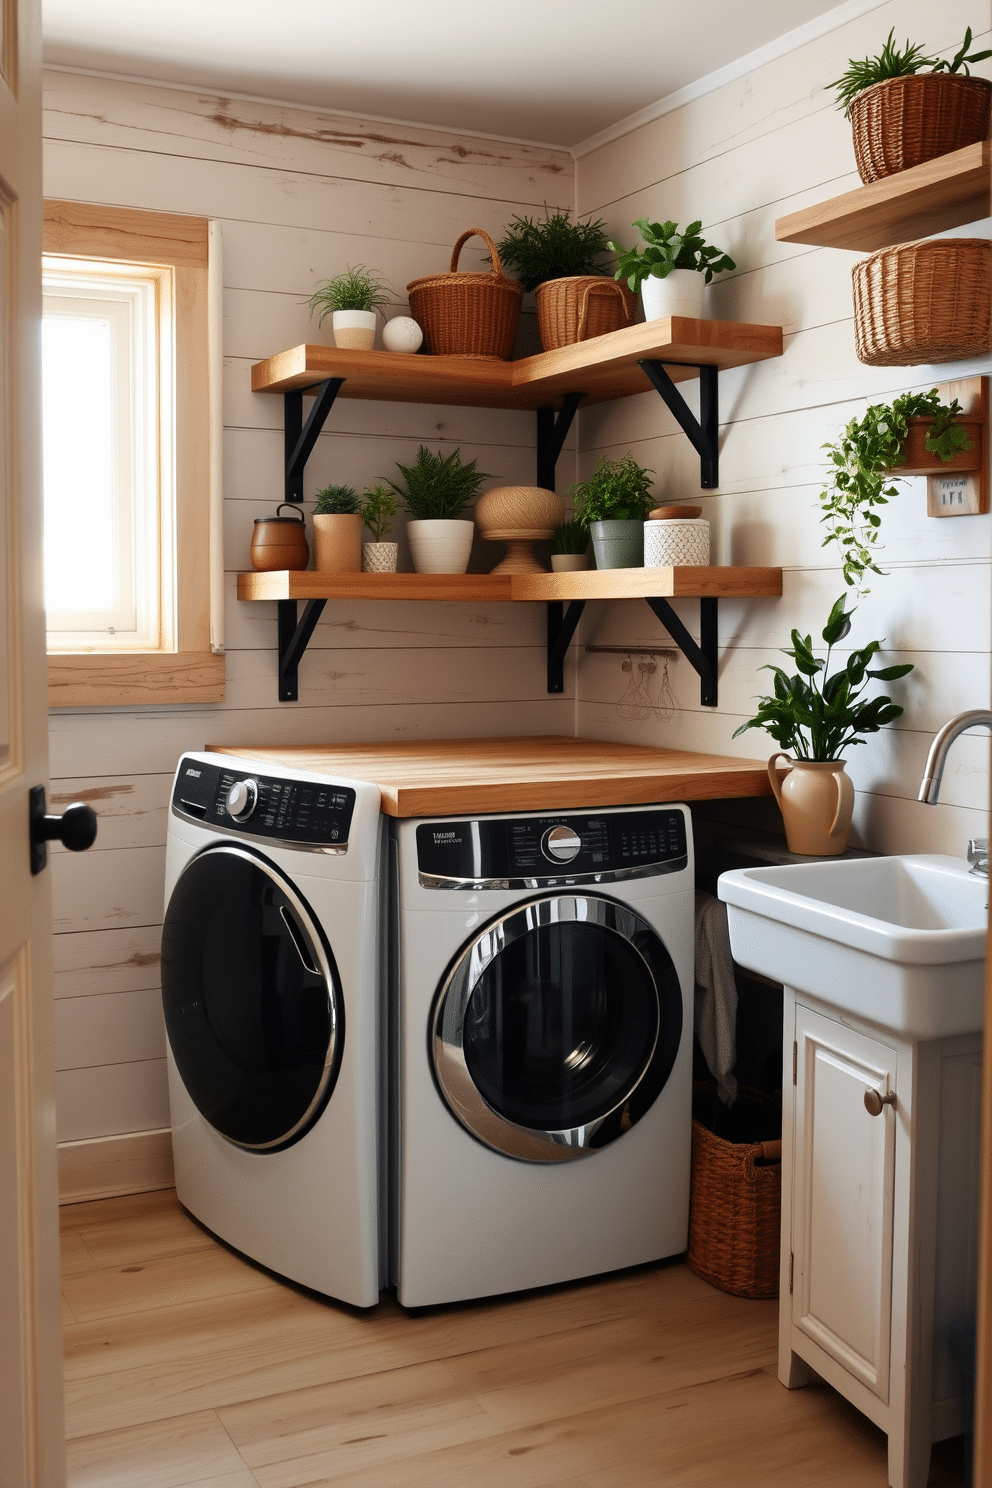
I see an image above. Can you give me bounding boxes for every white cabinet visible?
[779,993,982,1488]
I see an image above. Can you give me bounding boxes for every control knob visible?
[226,778,258,820]
[542,824,581,863]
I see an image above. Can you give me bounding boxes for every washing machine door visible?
[432,894,682,1163]
[161,844,343,1151]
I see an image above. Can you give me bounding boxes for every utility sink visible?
[718,854,987,1039]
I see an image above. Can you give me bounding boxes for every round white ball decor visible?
[382,316,424,354]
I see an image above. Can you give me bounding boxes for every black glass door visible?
[161,845,342,1150]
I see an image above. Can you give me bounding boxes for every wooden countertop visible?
[208,736,773,818]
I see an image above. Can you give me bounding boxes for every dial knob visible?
[542,825,581,863]
[226,779,258,820]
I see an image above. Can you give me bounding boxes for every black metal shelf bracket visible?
[284,378,346,503]
[536,391,584,490]
[638,359,719,489]
[547,599,586,692]
[277,598,326,702]
[645,595,719,706]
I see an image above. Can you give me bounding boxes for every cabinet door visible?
[793,1005,896,1403]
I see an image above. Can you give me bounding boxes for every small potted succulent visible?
[550,519,590,573]
[610,219,736,322]
[386,446,490,574]
[571,454,655,569]
[308,266,392,350]
[494,209,633,350]
[312,483,362,572]
[360,484,400,573]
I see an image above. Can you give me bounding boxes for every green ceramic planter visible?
[590,519,644,569]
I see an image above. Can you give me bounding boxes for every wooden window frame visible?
[43,201,223,706]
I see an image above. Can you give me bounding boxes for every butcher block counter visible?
[208,736,772,818]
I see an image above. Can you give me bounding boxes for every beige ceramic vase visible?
[767,753,855,857]
[473,486,566,573]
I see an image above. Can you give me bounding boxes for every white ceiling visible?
[42,0,854,148]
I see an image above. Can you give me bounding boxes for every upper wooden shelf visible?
[250,317,785,410]
[775,141,991,252]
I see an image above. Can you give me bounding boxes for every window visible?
[42,202,223,705]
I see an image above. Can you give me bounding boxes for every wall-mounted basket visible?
[852,237,992,366]
[407,227,523,361]
[849,74,992,185]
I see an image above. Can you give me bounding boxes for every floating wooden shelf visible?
[775,141,991,252]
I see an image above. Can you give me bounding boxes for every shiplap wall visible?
[573,0,992,857]
[42,73,576,1172]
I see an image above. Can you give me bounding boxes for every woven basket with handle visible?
[534,276,636,351]
[849,74,992,185]
[687,1088,782,1299]
[852,237,992,366]
[407,228,523,361]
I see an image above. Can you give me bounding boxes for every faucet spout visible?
[919,709,992,804]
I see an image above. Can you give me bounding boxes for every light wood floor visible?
[61,1189,967,1488]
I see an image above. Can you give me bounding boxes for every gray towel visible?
[694,890,738,1105]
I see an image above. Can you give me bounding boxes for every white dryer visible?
[391,802,694,1307]
[162,751,384,1307]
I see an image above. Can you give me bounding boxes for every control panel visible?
[172,757,356,847]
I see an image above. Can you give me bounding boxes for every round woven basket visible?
[407,228,523,361]
[534,276,636,351]
[849,74,992,185]
[852,238,992,366]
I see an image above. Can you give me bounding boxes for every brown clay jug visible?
[767,754,855,856]
[250,503,310,572]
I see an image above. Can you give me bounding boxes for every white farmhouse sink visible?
[718,854,987,1039]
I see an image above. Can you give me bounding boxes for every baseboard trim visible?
[58,1128,174,1205]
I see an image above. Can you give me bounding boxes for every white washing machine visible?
[390,802,695,1307]
[161,751,385,1307]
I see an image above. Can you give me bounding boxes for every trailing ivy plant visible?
[820,388,973,593]
[830,26,992,114]
[494,210,612,292]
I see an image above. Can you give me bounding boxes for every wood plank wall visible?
[42,73,576,1180]
[573,0,992,858]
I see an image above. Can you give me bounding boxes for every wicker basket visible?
[407,228,523,361]
[853,238,992,366]
[687,1092,782,1300]
[849,74,992,185]
[534,276,636,351]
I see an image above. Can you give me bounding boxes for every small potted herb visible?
[386,447,490,574]
[360,484,400,573]
[312,483,361,572]
[733,595,913,855]
[550,519,590,573]
[609,219,736,322]
[570,454,655,569]
[308,266,392,350]
[495,210,633,350]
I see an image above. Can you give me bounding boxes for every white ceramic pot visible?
[362,541,399,573]
[644,518,710,567]
[640,269,706,321]
[407,519,474,574]
[331,309,377,350]
[550,552,590,572]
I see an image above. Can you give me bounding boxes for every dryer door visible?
[161,844,343,1151]
[432,894,682,1163]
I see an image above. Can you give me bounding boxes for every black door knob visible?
[29,785,98,875]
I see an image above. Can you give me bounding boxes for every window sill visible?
[48,651,225,708]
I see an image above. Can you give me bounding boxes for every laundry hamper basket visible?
[407,228,523,360]
[687,1086,782,1299]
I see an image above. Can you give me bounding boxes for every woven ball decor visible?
[849,74,992,185]
[852,238,992,366]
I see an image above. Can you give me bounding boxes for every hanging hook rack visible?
[585,645,678,658]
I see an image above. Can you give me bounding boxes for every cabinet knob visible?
[864,1088,896,1117]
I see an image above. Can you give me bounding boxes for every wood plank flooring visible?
[61,1189,967,1488]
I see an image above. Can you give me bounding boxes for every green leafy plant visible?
[494,210,612,292]
[308,266,392,323]
[313,483,360,515]
[609,219,736,293]
[570,454,655,526]
[386,446,491,521]
[360,484,399,543]
[550,520,588,556]
[733,595,914,760]
[830,26,992,114]
[820,389,973,592]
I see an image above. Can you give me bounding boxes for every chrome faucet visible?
[919,710,992,878]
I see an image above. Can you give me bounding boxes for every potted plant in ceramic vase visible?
[312,484,362,572]
[386,446,490,574]
[733,595,913,855]
[308,265,392,350]
[550,519,590,572]
[360,484,400,573]
[571,453,655,569]
[494,209,634,351]
[609,219,736,322]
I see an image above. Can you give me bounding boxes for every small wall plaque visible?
[926,375,988,519]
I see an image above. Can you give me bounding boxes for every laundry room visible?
[14,0,992,1483]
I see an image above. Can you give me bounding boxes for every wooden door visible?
[0,0,67,1483]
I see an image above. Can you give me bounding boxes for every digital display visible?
[172,758,356,847]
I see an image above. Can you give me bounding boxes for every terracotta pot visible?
[886,416,983,477]
[474,485,565,573]
[250,503,310,572]
[312,512,362,572]
[767,754,855,857]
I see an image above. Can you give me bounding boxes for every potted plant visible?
[360,484,400,573]
[571,453,655,569]
[550,519,590,573]
[494,209,634,351]
[819,388,976,593]
[312,484,362,572]
[386,446,490,574]
[830,27,992,184]
[732,595,914,855]
[308,266,392,350]
[609,219,736,322]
